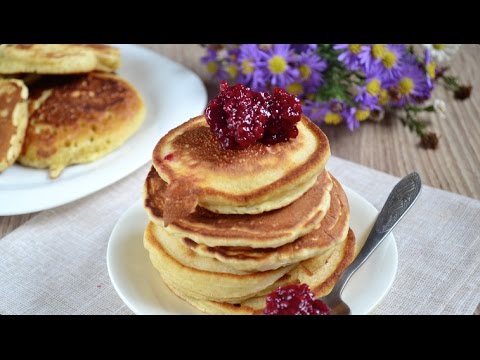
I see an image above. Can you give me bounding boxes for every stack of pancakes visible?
[0,44,145,178]
[143,115,356,314]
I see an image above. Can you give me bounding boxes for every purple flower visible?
[333,44,367,70]
[291,44,318,53]
[225,44,241,59]
[344,105,370,131]
[297,51,327,93]
[303,99,345,125]
[260,44,299,88]
[370,44,406,80]
[201,48,227,80]
[237,44,266,90]
[387,54,433,106]
[355,70,387,110]
[358,44,389,73]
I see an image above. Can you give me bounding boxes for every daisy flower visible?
[237,44,266,90]
[387,54,432,106]
[201,48,227,81]
[422,44,461,63]
[296,50,327,94]
[358,44,388,72]
[333,44,367,70]
[355,69,387,110]
[303,99,345,125]
[371,44,406,80]
[344,105,371,131]
[260,44,299,88]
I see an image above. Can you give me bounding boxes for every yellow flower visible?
[399,77,414,95]
[382,51,397,69]
[241,59,254,75]
[372,44,386,59]
[324,112,342,125]
[268,56,287,74]
[206,61,218,74]
[299,64,312,80]
[355,109,370,121]
[426,61,436,79]
[226,64,238,79]
[349,44,362,54]
[366,79,381,96]
[286,83,304,96]
[379,89,389,105]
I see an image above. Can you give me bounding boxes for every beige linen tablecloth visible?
[0,156,479,315]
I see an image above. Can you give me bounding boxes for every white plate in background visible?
[0,44,207,215]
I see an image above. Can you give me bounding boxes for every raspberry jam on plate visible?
[263,284,330,315]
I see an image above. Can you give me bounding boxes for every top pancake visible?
[0,79,28,172]
[152,115,330,215]
[0,44,120,74]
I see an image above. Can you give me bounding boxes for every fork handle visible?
[330,172,422,297]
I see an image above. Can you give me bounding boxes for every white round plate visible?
[0,44,207,215]
[107,186,398,315]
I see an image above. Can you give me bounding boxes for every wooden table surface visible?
[1,44,480,241]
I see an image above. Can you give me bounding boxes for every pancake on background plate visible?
[153,115,330,218]
[0,79,28,173]
[18,72,145,178]
[0,44,120,74]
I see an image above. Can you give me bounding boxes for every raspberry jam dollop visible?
[263,284,330,315]
[204,81,302,149]
[263,87,302,144]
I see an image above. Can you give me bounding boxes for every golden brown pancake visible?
[145,175,349,272]
[144,166,333,248]
[152,115,330,217]
[166,229,356,315]
[18,72,145,178]
[146,221,249,276]
[0,44,120,74]
[143,222,296,303]
[0,79,28,172]
[184,177,350,272]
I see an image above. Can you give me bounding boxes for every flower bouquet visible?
[201,44,471,149]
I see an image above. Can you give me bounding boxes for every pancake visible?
[17,72,145,178]
[167,229,356,315]
[184,177,350,272]
[144,222,296,303]
[144,166,333,248]
[0,79,28,172]
[0,44,120,74]
[146,221,249,275]
[146,175,348,272]
[152,115,330,218]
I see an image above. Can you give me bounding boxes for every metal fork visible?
[320,172,422,315]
